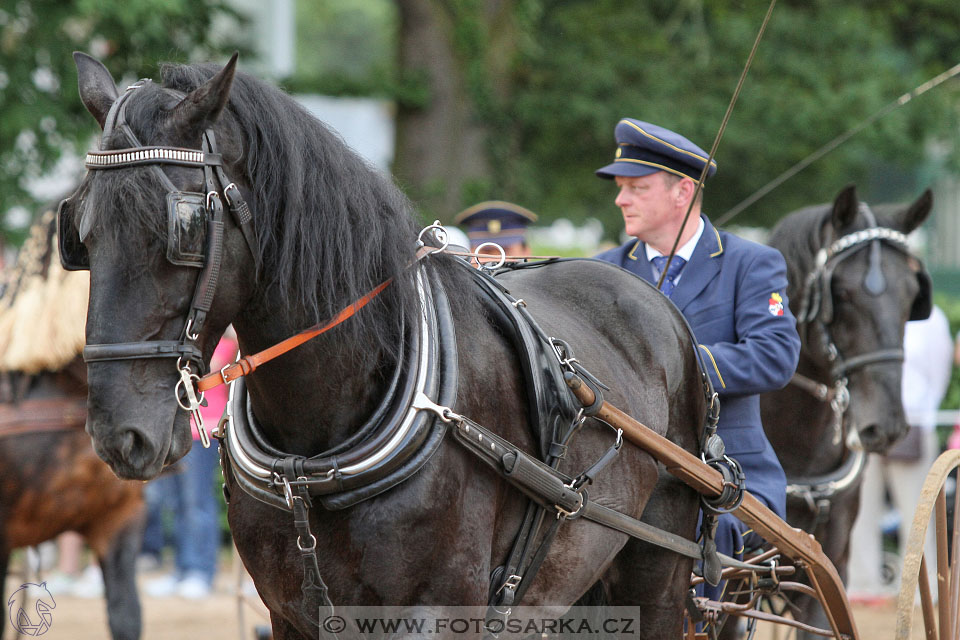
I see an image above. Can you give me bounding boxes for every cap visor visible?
[595,161,662,179]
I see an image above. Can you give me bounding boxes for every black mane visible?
[160,63,423,329]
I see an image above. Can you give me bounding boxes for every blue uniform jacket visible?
[595,215,801,517]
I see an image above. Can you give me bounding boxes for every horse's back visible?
[495,258,700,421]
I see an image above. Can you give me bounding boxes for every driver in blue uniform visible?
[593,118,801,604]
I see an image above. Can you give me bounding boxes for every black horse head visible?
[67,53,421,479]
[770,184,932,454]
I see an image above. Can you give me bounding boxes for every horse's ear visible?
[169,52,238,141]
[830,184,859,231]
[901,188,933,234]
[74,52,119,129]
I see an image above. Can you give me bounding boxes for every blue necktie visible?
[651,255,687,298]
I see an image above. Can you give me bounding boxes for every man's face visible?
[473,240,529,265]
[614,173,682,241]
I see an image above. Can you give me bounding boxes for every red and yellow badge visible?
[768,292,784,317]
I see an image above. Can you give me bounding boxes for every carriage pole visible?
[565,376,859,639]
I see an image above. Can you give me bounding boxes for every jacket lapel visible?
[622,240,657,283]
[670,215,723,313]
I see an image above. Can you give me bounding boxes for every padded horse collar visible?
[73,79,259,440]
[220,264,459,511]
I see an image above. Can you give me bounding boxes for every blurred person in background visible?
[453,201,536,261]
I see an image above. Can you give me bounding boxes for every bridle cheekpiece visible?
[59,79,259,446]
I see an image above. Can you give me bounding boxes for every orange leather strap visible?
[197,246,433,393]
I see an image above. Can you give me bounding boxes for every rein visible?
[198,245,433,393]
[197,245,561,394]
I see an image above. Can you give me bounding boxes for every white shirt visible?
[645,217,705,284]
[902,305,953,431]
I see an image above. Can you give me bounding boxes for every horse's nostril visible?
[858,424,883,448]
[116,429,141,459]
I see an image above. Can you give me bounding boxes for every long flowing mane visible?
[767,204,827,285]
[160,63,423,329]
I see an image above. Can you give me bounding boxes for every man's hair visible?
[661,172,704,206]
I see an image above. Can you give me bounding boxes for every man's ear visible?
[676,177,697,207]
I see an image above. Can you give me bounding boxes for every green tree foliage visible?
[502,0,960,233]
[286,0,396,95]
[298,0,959,233]
[0,0,246,242]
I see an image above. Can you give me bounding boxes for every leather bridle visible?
[792,203,929,420]
[63,80,259,442]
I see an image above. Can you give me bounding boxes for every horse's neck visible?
[231,313,398,456]
[766,350,846,476]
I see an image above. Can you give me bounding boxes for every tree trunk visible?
[393,0,515,222]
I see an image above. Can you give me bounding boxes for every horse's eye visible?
[834,287,854,303]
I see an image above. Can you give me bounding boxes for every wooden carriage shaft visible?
[565,377,858,640]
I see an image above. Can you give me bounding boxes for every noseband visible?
[61,80,259,440]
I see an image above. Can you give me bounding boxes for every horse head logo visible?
[7,582,56,636]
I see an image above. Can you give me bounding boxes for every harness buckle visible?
[411,392,461,424]
[555,484,585,520]
[175,362,209,448]
[222,182,240,207]
[497,574,522,595]
[416,220,450,255]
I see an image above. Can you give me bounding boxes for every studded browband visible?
[85,147,221,169]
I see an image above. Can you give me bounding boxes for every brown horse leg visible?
[95,515,144,640]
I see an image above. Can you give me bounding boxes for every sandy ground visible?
[4,552,271,640]
[2,556,929,640]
